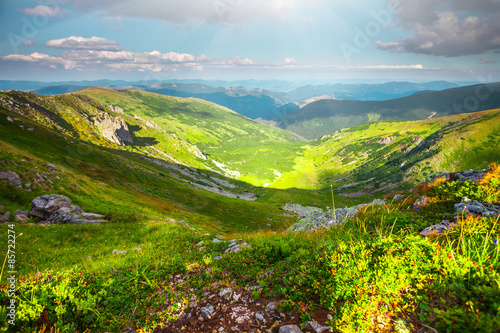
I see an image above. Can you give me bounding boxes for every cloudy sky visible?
[0,0,499,82]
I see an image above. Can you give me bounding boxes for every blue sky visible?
[0,0,499,82]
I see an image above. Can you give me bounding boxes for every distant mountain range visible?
[0,79,487,119]
[273,83,500,139]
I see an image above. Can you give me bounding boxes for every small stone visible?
[213,238,221,243]
[198,316,204,321]
[265,302,276,312]
[0,211,10,222]
[219,288,232,299]
[201,304,215,317]
[214,256,222,260]
[326,314,333,321]
[14,210,29,222]
[278,325,303,333]
[255,313,264,321]
[46,163,57,172]
[0,170,22,188]
[307,320,331,333]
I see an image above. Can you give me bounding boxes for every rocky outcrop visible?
[426,168,491,184]
[377,136,396,144]
[287,199,387,232]
[419,197,500,238]
[108,105,124,114]
[28,194,106,225]
[419,220,458,237]
[93,112,133,146]
[0,170,22,188]
[454,199,500,218]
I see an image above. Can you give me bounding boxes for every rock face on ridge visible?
[93,112,133,146]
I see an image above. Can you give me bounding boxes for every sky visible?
[0,0,499,82]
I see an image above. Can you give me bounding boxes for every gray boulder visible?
[287,198,386,232]
[29,194,72,220]
[200,304,214,318]
[28,194,106,225]
[454,200,500,218]
[279,325,303,333]
[307,320,331,333]
[427,168,490,184]
[0,212,10,222]
[0,170,22,188]
[419,220,458,237]
[14,210,29,222]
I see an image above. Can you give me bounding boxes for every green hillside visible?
[276,83,500,139]
[0,90,499,333]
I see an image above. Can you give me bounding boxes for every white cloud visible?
[46,36,121,51]
[377,0,500,57]
[283,57,299,65]
[0,52,77,70]
[74,0,311,24]
[19,5,66,18]
[335,64,426,70]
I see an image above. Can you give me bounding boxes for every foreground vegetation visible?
[1,165,499,332]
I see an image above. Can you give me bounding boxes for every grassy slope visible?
[81,89,307,186]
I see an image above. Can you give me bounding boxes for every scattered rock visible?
[213,238,222,243]
[265,302,276,312]
[14,210,29,222]
[454,200,500,218]
[413,196,429,211]
[255,313,264,321]
[0,170,22,188]
[427,168,491,184]
[29,194,72,220]
[45,163,57,172]
[218,288,232,299]
[178,220,196,231]
[419,220,458,237]
[279,325,303,333]
[287,198,386,232]
[0,211,10,222]
[377,136,396,144]
[393,194,405,201]
[6,116,13,122]
[201,304,215,318]
[28,194,106,225]
[307,320,331,333]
